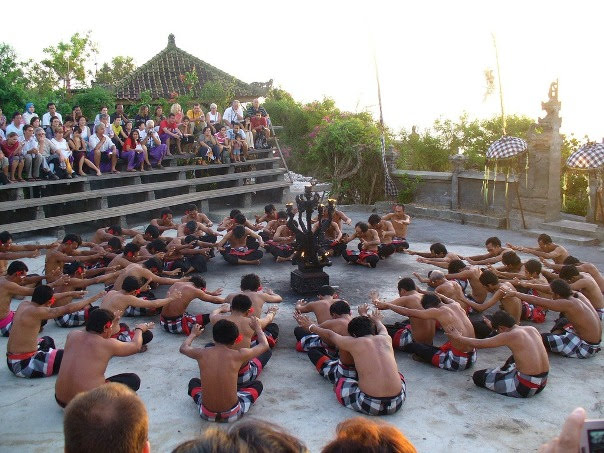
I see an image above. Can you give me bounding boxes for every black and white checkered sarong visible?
[0,311,14,337]
[390,322,414,350]
[315,356,357,384]
[237,358,263,386]
[432,341,477,371]
[477,364,548,398]
[543,327,601,359]
[54,307,90,327]
[296,333,327,352]
[6,337,60,378]
[335,373,406,416]
[190,381,262,423]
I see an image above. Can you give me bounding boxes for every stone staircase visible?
[524,219,603,246]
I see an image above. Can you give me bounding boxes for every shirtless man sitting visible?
[294,285,340,351]
[181,318,268,422]
[446,259,488,303]
[217,210,260,233]
[557,265,603,320]
[313,202,352,230]
[225,273,281,347]
[45,234,105,283]
[216,225,264,265]
[294,300,356,383]
[297,309,406,416]
[376,293,477,371]
[6,285,104,378]
[368,214,396,259]
[106,243,147,270]
[506,259,550,324]
[210,295,278,385]
[341,222,381,268]
[54,309,152,407]
[258,210,288,242]
[131,225,168,248]
[0,230,55,275]
[151,208,178,233]
[266,219,297,262]
[254,204,278,226]
[415,270,473,313]
[177,221,219,244]
[100,276,177,346]
[541,256,604,293]
[503,279,601,359]
[160,276,225,334]
[377,278,436,351]
[460,237,509,265]
[448,310,549,398]
[181,203,213,227]
[407,243,461,269]
[90,225,139,244]
[0,261,67,336]
[507,233,569,264]
[381,203,410,251]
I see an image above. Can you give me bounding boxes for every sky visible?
[4,1,604,140]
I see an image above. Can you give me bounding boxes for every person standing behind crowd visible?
[42,103,62,130]
[21,125,43,181]
[223,100,244,126]
[22,103,38,126]
[135,105,150,126]
[110,103,128,126]
[6,112,24,141]
[94,106,109,127]
[206,103,221,132]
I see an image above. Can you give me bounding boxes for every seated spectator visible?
[321,417,417,453]
[111,115,127,151]
[110,103,128,126]
[0,107,7,131]
[243,117,255,149]
[45,116,62,140]
[124,129,150,171]
[1,132,24,181]
[251,111,271,148]
[34,127,60,180]
[99,114,115,140]
[227,123,248,162]
[30,116,41,129]
[69,126,101,176]
[186,103,206,137]
[94,106,109,127]
[0,149,9,184]
[140,120,167,168]
[6,112,25,141]
[245,98,269,120]
[154,105,166,126]
[179,116,195,152]
[135,105,150,125]
[50,128,74,179]
[22,103,38,126]
[78,115,91,143]
[21,124,43,181]
[206,103,221,132]
[88,123,119,174]
[42,102,62,129]
[71,105,83,122]
[63,383,150,453]
[123,120,133,139]
[214,125,231,163]
[223,100,244,126]
[198,126,220,162]
[159,113,183,155]
[63,116,75,138]
[170,103,184,125]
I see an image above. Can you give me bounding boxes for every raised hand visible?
[293,312,313,329]
[358,303,371,316]
[190,323,203,337]
[373,299,389,310]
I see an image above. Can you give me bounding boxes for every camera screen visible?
[588,429,604,453]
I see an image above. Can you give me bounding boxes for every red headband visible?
[48,296,56,306]
[104,321,112,330]
[257,286,263,292]
[234,334,243,344]
[134,289,141,296]
[15,270,26,276]
[248,308,254,314]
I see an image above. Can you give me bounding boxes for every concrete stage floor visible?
[1,212,602,452]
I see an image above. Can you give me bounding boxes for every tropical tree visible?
[95,56,137,85]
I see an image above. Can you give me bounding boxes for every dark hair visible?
[397,278,416,292]
[47,102,56,108]
[329,300,351,316]
[202,126,212,134]
[318,285,336,296]
[12,111,21,119]
[538,233,552,244]
[63,233,82,245]
[277,210,287,219]
[0,231,12,243]
[234,213,247,225]
[355,222,369,233]
[231,294,252,312]
[502,251,521,266]
[184,204,197,213]
[107,237,123,252]
[559,265,580,281]
[145,224,160,239]
[233,225,246,239]
[229,420,307,453]
[241,273,261,291]
[563,255,581,265]
[184,235,198,244]
[24,124,33,131]
[447,259,466,274]
[524,259,542,276]
[122,276,141,293]
[491,310,516,330]
[108,225,122,235]
[264,204,276,214]
[430,243,448,256]
[147,239,167,253]
[485,236,501,247]
[86,309,114,333]
[190,275,205,289]
[368,214,381,225]
[479,270,498,287]
[213,319,239,345]
[160,208,173,218]
[421,293,441,309]
[143,257,162,272]
[347,316,377,337]
[229,209,241,219]
[7,260,28,276]
[123,243,140,257]
[72,126,81,134]
[32,285,54,305]
[550,279,572,298]
[185,221,197,233]
[63,261,84,276]
[30,117,40,126]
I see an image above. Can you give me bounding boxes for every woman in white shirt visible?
[77,116,91,143]
[205,103,221,133]
[50,128,74,178]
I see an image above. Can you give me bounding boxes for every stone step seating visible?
[524,218,602,246]
[0,147,290,235]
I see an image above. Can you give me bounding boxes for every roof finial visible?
[168,34,175,47]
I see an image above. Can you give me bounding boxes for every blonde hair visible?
[170,103,182,114]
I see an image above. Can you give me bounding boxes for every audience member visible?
[206,103,221,131]
[71,106,83,122]
[89,123,119,174]
[110,103,128,126]
[42,103,62,129]
[154,105,166,125]
[135,105,150,125]
[50,128,74,179]
[78,116,91,142]
[69,126,101,176]
[227,122,248,161]
[140,120,167,168]
[1,132,24,182]
[34,127,60,179]
[21,125,43,181]
[170,103,184,124]
[159,113,183,155]
[30,116,41,129]
[186,103,206,136]
[22,103,38,126]
[45,116,61,139]
[223,100,244,126]
[0,107,7,131]
[6,112,25,141]
[250,111,271,148]
[94,106,109,127]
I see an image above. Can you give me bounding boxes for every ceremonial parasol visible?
[486,136,528,160]
[565,142,604,223]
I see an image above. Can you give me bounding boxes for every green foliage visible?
[95,56,136,85]
[560,133,590,216]
[41,31,98,91]
[199,80,235,111]
[72,86,116,120]
[396,174,421,204]
[0,43,28,116]
[181,68,200,96]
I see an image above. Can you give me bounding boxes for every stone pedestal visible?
[449,154,468,210]
[291,268,330,294]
